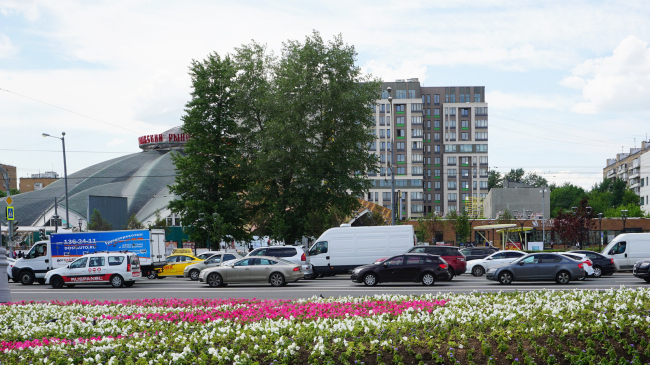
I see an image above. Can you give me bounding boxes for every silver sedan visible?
[486,253,585,285]
[198,256,303,287]
[183,252,242,281]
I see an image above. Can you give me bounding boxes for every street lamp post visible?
[597,213,603,250]
[386,87,396,225]
[512,210,531,249]
[584,206,592,248]
[621,209,628,232]
[539,187,548,245]
[42,132,70,229]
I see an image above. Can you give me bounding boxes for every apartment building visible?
[366,79,489,219]
[0,163,17,191]
[603,140,650,214]
[19,171,60,193]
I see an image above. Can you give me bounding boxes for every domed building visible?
[0,126,188,231]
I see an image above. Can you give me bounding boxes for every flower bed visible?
[2,288,650,364]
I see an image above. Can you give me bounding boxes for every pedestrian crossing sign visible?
[6,206,14,220]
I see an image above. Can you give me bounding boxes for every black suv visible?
[569,250,616,277]
[351,253,450,286]
[460,247,499,261]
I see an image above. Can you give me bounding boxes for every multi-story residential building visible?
[19,171,60,193]
[603,140,650,215]
[366,79,488,219]
[0,163,17,191]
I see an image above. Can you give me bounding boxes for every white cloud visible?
[0,34,17,58]
[107,138,125,146]
[361,59,428,83]
[563,36,650,113]
[486,90,570,110]
[0,0,40,21]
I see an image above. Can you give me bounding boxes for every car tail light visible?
[301,253,306,261]
[127,263,131,272]
[586,260,593,266]
[293,267,300,272]
[439,264,448,269]
[611,258,614,264]
[578,263,583,269]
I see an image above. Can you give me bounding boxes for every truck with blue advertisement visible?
[11,229,166,285]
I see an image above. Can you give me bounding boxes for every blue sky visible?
[1,0,649,189]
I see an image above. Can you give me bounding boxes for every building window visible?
[435,181,441,189]
[480,181,488,188]
[434,145,440,153]
[412,141,422,149]
[461,181,469,189]
[461,132,469,141]
[427,94,431,105]
[461,157,469,165]
[427,108,431,116]
[34,182,44,190]
[448,193,457,201]
[412,128,423,137]
[396,90,406,99]
[379,116,385,125]
[476,119,488,128]
[408,90,416,99]
[379,129,385,138]
[474,93,481,102]
[461,120,469,128]
[382,192,391,201]
[446,120,456,128]
[411,103,422,112]
[473,181,477,189]
[397,154,405,162]
[411,116,422,124]
[411,204,424,213]
[380,154,386,163]
[434,94,440,104]
[447,132,456,141]
[396,104,405,112]
[448,169,457,178]
[461,109,469,116]
[476,107,488,115]
[480,156,488,164]
[412,154,423,162]
[444,144,457,153]
[449,107,456,116]
[462,193,469,201]
[412,166,423,175]
[434,120,440,128]
[396,116,405,125]
[475,132,488,140]
[447,156,457,165]
[435,169,441,177]
[449,94,456,103]
[435,193,441,201]
[397,167,406,174]
[460,94,465,103]
[397,142,405,150]
[396,129,405,137]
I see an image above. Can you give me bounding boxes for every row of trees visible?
[489,168,646,218]
[169,31,381,248]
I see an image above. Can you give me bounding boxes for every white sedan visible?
[467,250,527,277]
[559,252,593,280]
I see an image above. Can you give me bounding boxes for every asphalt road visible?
[6,272,649,302]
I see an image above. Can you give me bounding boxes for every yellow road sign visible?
[5,196,12,205]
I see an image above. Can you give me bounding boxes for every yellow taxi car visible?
[155,249,204,278]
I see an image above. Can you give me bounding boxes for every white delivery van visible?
[307,225,416,277]
[602,233,650,271]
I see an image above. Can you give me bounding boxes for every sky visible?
[1,0,650,190]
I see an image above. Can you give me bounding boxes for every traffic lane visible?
[7,273,649,302]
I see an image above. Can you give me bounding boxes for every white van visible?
[307,225,416,278]
[602,233,650,271]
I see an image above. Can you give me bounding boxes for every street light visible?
[78,218,84,232]
[584,206,592,248]
[43,132,70,229]
[597,213,603,250]
[621,209,628,232]
[386,87,396,225]
[539,187,548,245]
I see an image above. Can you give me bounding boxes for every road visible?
[6,272,649,302]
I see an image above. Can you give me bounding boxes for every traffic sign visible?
[6,206,14,220]
[5,196,12,205]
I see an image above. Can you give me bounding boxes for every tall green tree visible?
[415,212,446,244]
[169,52,250,247]
[454,210,472,244]
[236,32,380,245]
[522,172,549,188]
[503,168,525,183]
[87,209,112,231]
[550,182,587,217]
[488,170,503,190]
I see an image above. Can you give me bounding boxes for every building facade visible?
[0,163,17,191]
[19,171,60,193]
[603,140,650,215]
[366,79,489,219]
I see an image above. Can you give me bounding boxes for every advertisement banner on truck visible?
[50,230,151,264]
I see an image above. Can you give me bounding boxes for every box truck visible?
[602,233,650,271]
[307,225,416,278]
[12,229,166,285]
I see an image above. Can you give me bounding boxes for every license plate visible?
[132,272,141,277]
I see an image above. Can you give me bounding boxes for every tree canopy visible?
[170,31,381,245]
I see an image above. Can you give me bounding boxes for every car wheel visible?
[446,267,455,281]
[124,281,135,288]
[110,275,124,288]
[592,266,602,278]
[644,277,650,283]
[498,271,513,285]
[147,271,157,280]
[421,272,435,286]
[50,275,64,289]
[269,272,285,287]
[472,265,485,277]
[207,273,223,287]
[555,271,570,285]
[189,270,200,281]
[20,271,35,285]
[363,273,377,286]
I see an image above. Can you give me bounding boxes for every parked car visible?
[45,252,141,288]
[559,252,593,279]
[460,247,499,261]
[406,246,466,280]
[199,256,303,287]
[7,258,15,281]
[247,246,312,278]
[569,250,616,277]
[155,253,203,278]
[351,253,450,286]
[196,251,224,260]
[486,253,585,285]
[183,252,242,281]
[466,250,526,277]
[633,259,650,283]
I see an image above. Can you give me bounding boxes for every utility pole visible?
[0,166,11,246]
[387,87,396,225]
